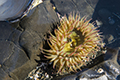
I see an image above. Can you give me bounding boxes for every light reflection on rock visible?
[60,48,120,80]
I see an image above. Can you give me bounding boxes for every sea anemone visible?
[43,13,105,74]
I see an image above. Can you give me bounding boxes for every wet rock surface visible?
[0,0,120,80]
[58,48,120,80]
[0,0,59,80]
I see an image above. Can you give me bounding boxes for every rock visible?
[0,22,15,40]
[0,22,19,65]
[19,29,42,60]
[79,75,108,80]
[98,9,111,19]
[0,68,13,80]
[0,21,35,79]
[20,0,59,35]
[19,0,59,62]
[0,0,59,79]
[98,9,115,25]
[52,0,99,19]
[0,0,32,21]
[77,48,120,80]
[60,75,77,80]
[0,39,35,80]
[8,25,22,46]
[116,75,120,80]
[0,21,39,79]
[1,41,30,80]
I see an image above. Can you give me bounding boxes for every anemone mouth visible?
[63,28,85,54]
[43,13,105,74]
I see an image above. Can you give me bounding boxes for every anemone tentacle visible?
[43,13,105,74]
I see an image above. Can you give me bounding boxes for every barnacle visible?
[43,13,105,74]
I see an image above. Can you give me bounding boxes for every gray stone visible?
[19,0,59,61]
[0,21,40,79]
[0,68,13,80]
[0,22,15,40]
[0,0,32,21]
[77,48,120,80]
[20,0,59,36]
[8,28,22,46]
[0,39,35,80]
[2,41,29,72]
[1,41,31,80]
[60,75,77,80]
[19,29,42,60]
[52,0,99,19]
[98,9,113,25]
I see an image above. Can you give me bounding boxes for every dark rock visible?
[2,41,28,72]
[0,22,15,41]
[98,9,112,20]
[0,22,20,65]
[0,39,35,80]
[0,68,13,80]
[77,48,120,80]
[52,0,99,19]
[60,75,77,80]
[19,0,59,62]
[0,41,20,65]
[0,0,59,79]
[1,41,30,80]
[0,0,33,21]
[8,26,22,46]
[98,9,114,25]
[0,21,39,79]
[8,60,37,80]
[20,0,59,36]
[116,75,120,80]
[19,29,42,60]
